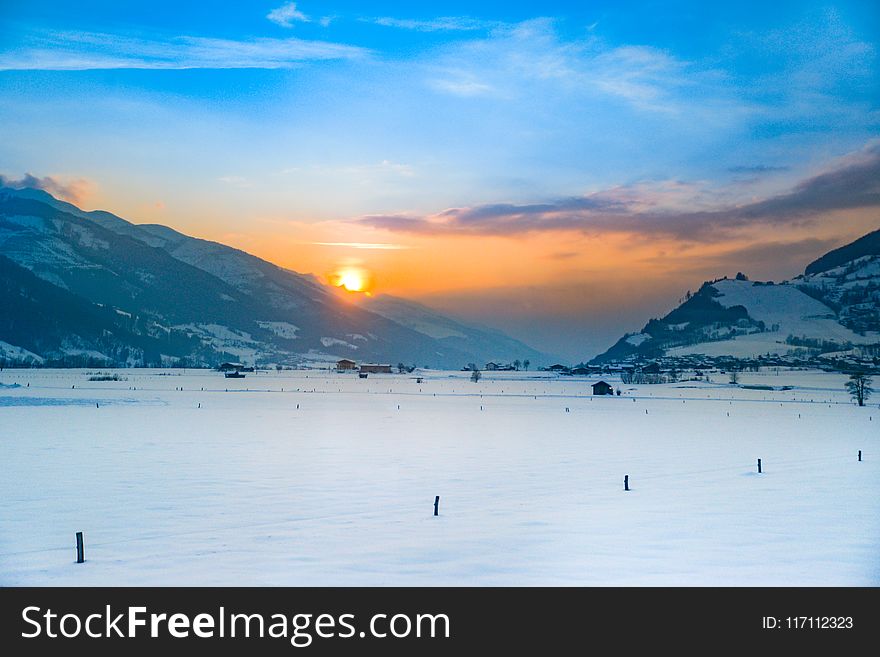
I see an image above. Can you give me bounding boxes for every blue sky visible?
[1,1,878,358]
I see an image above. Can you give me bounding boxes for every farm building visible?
[360,364,393,374]
[592,381,615,395]
[336,359,357,372]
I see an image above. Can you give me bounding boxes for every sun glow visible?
[331,266,372,295]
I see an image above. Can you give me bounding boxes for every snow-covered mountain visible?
[592,229,880,364]
[0,187,549,368]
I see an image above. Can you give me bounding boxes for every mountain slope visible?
[353,294,547,365]
[0,187,550,368]
[804,228,880,275]
[0,254,216,366]
[592,229,880,364]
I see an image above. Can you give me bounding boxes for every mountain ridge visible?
[591,229,880,366]
[0,187,549,368]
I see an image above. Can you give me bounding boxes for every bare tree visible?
[471,370,482,383]
[728,369,739,384]
[513,359,521,371]
[523,359,530,370]
[846,373,873,407]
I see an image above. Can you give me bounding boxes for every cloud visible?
[0,173,94,205]
[371,16,497,32]
[310,242,410,250]
[727,165,791,174]
[638,238,840,277]
[0,30,368,70]
[356,141,880,241]
[267,2,310,28]
[218,175,251,188]
[416,18,740,117]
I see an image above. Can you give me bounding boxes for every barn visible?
[591,380,615,396]
[336,359,357,372]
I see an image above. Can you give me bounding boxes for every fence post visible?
[75,532,84,563]
[434,496,440,516]
[858,450,862,462]
[624,475,630,491]
[757,458,762,474]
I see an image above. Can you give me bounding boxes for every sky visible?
[1,1,878,360]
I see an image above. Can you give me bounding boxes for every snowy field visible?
[1,367,877,586]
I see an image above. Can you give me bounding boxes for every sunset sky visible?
[1,1,878,359]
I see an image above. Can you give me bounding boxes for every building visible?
[218,362,244,372]
[592,380,615,395]
[485,362,499,371]
[336,359,357,372]
[359,363,393,374]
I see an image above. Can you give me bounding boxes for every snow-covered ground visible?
[0,368,877,586]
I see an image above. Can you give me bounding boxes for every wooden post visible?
[757,458,762,474]
[858,450,862,462]
[433,495,440,516]
[624,475,629,491]
[75,532,84,563]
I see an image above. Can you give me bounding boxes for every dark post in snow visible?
[757,458,762,474]
[75,532,84,564]
[858,450,862,462]
[624,475,630,491]
[433,496,440,516]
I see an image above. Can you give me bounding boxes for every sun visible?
[331,267,372,295]
[338,269,365,292]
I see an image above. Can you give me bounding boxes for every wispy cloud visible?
[0,173,94,205]
[218,175,252,188]
[267,2,310,28]
[356,141,880,241]
[310,242,410,250]
[727,165,791,174]
[0,30,368,70]
[371,16,498,32]
[639,237,841,276]
[420,19,731,115]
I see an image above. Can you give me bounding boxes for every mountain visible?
[0,187,549,368]
[592,230,880,364]
[804,228,880,275]
[351,294,547,367]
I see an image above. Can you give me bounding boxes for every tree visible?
[728,369,739,384]
[523,359,530,370]
[513,359,521,371]
[845,373,873,407]
[397,362,406,373]
[471,370,482,383]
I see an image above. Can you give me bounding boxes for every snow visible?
[60,347,111,361]
[0,340,44,363]
[712,279,868,344]
[257,321,300,340]
[625,333,652,346]
[175,323,260,363]
[320,337,358,349]
[0,368,877,586]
